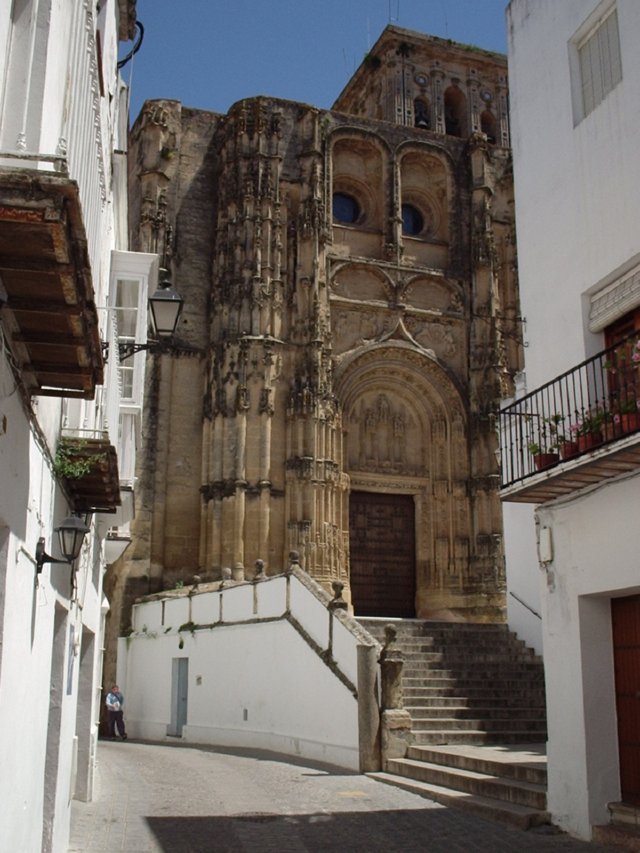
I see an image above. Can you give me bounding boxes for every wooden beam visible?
[12,332,86,347]
[8,298,82,314]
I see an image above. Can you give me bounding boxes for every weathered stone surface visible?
[105,26,521,688]
[381,708,414,761]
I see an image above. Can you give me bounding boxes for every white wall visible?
[123,574,380,771]
[0,1,135,850]
[508,0,640,384]
[507,0,640,839]
[503,502,543,655]
[536,472,640,837]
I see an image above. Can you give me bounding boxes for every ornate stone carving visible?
[406,318,457,357]
[348,393,422,475]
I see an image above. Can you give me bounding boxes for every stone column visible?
[379,624,413,762]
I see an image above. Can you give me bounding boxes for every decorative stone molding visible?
[589,261,640,331]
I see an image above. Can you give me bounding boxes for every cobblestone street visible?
[69,740,617,852]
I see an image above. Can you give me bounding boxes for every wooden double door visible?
[612,595,640,804]
[348,491,416,618]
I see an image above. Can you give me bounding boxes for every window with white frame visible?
[113,277,141,401]
[108,250,158,484]
[109,251,158,408]
[571,4,622,123]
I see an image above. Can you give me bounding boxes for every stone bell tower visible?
[106,25,521,649]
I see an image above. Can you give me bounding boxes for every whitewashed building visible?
[504,0,640,840]
[0,2,161,851]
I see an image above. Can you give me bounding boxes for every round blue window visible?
[333,192,360,224]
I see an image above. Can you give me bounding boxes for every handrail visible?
[509,590,541,620]
[500,330,640,487]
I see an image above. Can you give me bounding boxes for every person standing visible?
[105,684,128,740]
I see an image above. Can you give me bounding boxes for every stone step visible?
[592,823,640,851]
[403,661,544,686]
[387,636,534,650]
[403,692,544,708]
[403,648,539,662]
[386,757,547,810]
[411,730,546,746]
[402,678,544,698]
[402,649,539,669]
[403,671,545,686]
[360,618,513,632]
[411,717,546,734]
[406,705,546,721]
[406,745,547,785]
[403,660,544,672]
[368,772,549,830]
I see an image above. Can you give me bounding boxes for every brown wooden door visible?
[612,595,640,805]
[349,491,416,617]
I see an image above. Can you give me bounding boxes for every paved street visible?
[70,740,617,852]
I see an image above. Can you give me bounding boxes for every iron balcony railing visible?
[500,331,640,488]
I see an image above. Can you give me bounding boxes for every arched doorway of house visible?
[349,490,416,617]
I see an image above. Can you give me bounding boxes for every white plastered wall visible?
[507,0,640,838]
[536,472,640,837]
[121,575,375,771]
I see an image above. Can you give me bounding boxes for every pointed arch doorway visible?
[349,490,416,617]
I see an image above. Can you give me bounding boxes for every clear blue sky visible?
[124,1,509,122]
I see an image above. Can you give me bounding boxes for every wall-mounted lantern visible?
[35,514,90,574]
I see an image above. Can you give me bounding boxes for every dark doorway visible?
[349,491,416,617]
[612,594,640,804]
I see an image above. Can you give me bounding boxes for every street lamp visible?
[35,513,90,574]
[148,267,184,338]
[103,268,184,362]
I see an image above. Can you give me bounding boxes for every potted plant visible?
[527,441,559,471]
[526,413,565,469]
[570,407,605,452]
[614,397,640,434]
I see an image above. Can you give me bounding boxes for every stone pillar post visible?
[379,624,413,763]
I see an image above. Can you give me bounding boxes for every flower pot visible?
[577,433,602,452]
[620,412,640,434]
[533,452,559,470]
[559,441,580,460]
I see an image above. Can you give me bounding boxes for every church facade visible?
[107,26,520,643]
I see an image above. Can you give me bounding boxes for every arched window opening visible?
[402,203,424,236]
[414,98,430,130]
[332,192,360,225]
[480,110,497,144]
[444,86,467,138]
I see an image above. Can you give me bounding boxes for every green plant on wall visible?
[53,441,105,480]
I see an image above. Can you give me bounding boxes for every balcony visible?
[0,158,104,398]
[500,333,640,504]
[55,434,120,514]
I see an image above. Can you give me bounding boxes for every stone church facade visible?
[107,26,520,643]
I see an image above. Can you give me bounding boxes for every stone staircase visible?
[593,803,640,850]
[359,618,549,828]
